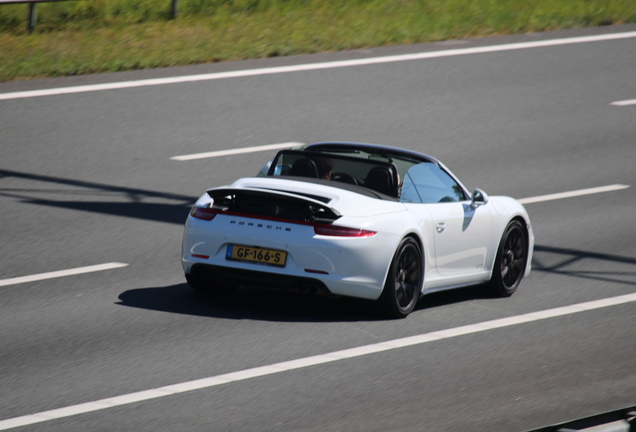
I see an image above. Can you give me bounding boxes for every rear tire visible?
[379,237,423,319]
[489,220,527,297]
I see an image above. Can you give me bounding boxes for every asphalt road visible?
[1,24,635,432]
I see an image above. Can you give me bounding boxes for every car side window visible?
[401,163,466,203]
[399,172,421,203]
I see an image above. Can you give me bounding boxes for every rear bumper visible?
[188,263,332,296]
[181,212,401,300]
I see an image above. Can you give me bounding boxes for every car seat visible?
[363,166,395,196]
[289,159,319,178]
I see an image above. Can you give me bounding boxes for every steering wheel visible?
[331,172,358,185]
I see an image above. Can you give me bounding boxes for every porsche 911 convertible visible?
[182,142,534,318]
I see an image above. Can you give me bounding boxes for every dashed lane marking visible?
[0,263,129,287]
[170,142,304,161]
[518,184,630,204]
[611,99,636,106]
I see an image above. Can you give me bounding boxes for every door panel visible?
[401,162,492,276]
[426,203,492,275]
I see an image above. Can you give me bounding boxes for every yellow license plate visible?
[226,245,287,267]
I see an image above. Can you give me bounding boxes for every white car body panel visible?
[409,201,493,276]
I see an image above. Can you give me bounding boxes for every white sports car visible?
[182,142,534,318]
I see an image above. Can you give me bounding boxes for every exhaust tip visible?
[297,282,309,294]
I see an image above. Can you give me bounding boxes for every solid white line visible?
[611,99,636,106]
[2,31,636,101]
[518,184,630,204]
[0,262,129,287]
[170,142,304,161]
[2,291,635,430]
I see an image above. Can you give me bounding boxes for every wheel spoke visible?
[398,283,414,307]
[506,267,517,283]
[396,287,404,305]
[400,283,412,304]
[404,260,417,274]
[501,265,510,280]
[510,234,519,250]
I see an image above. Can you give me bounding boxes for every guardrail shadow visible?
[0,168,195,225]
[533,245,636,286]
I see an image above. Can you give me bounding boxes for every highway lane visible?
[1,24,635,431]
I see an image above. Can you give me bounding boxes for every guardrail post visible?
[171,0,177,18]
[27,2,36,33]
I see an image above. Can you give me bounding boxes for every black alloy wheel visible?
[379,237,423,318]
[490,220,527,297]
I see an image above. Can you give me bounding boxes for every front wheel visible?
[379,237,423,319]
[489,220,527,297]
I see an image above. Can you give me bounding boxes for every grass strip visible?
[1,0,635,81]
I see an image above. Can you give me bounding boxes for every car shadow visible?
[118,245,636,322]
[417,283,494,311]
[117,284,386,322]
[116,281,495,322]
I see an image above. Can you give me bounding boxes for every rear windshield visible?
[267,150,402,198]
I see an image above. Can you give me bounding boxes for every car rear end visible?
[182,178,408,300]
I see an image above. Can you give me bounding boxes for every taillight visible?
[314,223,376,237]
[190,206,219,221]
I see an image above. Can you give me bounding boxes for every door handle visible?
[436,222,446,233]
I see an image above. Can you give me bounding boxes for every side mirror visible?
[471,188,489,208]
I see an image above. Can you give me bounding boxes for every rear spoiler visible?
[206,187,341,224]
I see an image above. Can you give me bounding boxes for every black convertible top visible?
[305,142,440,165]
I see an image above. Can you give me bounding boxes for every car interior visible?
[268,150,401,198]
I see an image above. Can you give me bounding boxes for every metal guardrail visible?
[0,0,83,33]
[1,0,180,32]
[524,406,636,432]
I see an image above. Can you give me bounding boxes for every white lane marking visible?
[2,291,635,430]
[171,142,304,161]
[611,99,636,106]
[0,263,129,287]
[1,31,636,101]
[518,184,630,205]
